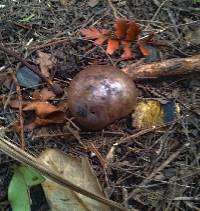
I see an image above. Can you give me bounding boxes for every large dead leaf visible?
[25,115,64,130]
[39,149,111,211]
[23,101,64,130]
[36,51,57,78]
[23,101,63,118]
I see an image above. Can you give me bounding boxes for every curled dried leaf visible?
[23,101,63,118]
[25,115,64,131]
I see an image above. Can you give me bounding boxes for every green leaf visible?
[8,165,45,211]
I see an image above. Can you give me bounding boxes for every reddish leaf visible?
[138,33,155,56]
[121,41,133,60]
[106,39,119,55]
[115,19,128,39]
[25,115,64,131]
[80,28,110,41]
[23,101,63,118]
[125,21,141,42]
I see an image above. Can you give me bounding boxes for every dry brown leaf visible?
[25,115,64,130]
[80,28,110,46]
[39,149,111,211]
[32,88,56,101]
[106,39,119,55]
[36,51,57,78]
[80,28,110,39]
[23,101,63,118]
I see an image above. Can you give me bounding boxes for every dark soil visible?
[0,0,200,210]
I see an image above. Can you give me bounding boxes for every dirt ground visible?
[0,0,200,210]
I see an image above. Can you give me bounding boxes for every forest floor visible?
[0,0,200,210]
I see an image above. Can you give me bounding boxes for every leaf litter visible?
[0,1,200,211]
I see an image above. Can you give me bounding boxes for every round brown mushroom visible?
[68,65,137,130]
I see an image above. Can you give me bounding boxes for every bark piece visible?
[122,54,200,80]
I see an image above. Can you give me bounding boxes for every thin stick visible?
[30,38,70,50]
[12,73,25,149]
[116,122,171,145]
[0,135,127,211]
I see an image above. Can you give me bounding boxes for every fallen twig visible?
[12,73,25,149]
[122,54,200,80]
[30,38,70,50]
[88,143,106,167]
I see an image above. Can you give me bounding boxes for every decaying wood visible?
[122,54,200,80]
